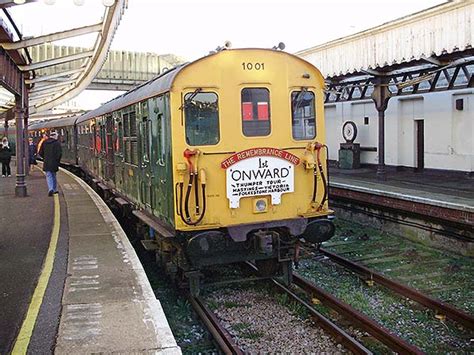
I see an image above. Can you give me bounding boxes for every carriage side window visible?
[123,110,138,165]
[117,121,123,155]
[291,90,316,140]
[184,92,219,146]
[241,88,271,137]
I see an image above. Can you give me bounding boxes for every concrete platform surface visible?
[330,167,474,212]
[55,168,181,354]
[0,164,55,354]
[0,163,180,354]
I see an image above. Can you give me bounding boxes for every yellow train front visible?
[30,47,336,291]
[167,48,334,285]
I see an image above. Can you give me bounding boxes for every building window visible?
[241,88,270,137]
[184,92,219,146]
[291,90,315,140]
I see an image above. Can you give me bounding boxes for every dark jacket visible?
[0,145,12,162]
[39,138,62,172]
[28,143,37,164]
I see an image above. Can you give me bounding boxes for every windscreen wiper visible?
[180,88,202,110]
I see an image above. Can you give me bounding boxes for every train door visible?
[114,112,125,190]
[151,94,172,224]
[92,122,98,175]
[139,100,153,208]
[105,114,115,181]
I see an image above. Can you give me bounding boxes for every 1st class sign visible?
[221,148,300,209]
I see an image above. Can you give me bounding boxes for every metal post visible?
[377,110,386,180]
[371,77,391,181]
[24,104,29,175]
[15,101,27,197]
[3,114,7,137]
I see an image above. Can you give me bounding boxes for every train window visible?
[129,111,137,137]
[291,90,316,140]
[117,122,123,154]
[184,92,219,146]
[123,113,130,137]
[100,124,106,153]
[241,88,271,137]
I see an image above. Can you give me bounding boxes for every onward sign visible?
[221,148,300,208]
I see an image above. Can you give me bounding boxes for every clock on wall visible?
[342,121,357,143]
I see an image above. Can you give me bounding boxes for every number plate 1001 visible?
[242,62,265,70]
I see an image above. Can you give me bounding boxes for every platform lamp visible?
[13,0,26,4]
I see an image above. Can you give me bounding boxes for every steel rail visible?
[319,247,474,330]
[188,295,244,355]
[271,280,373,354]
[293,273,424,355]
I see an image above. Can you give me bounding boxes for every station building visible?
[297,0,473,174]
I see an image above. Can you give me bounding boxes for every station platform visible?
[0,162,181,354]
[329,166,473,212]
[328,166,473,254]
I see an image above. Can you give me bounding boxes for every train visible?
[29,47,335,294]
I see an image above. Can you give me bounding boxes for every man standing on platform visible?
[38,130,62,196]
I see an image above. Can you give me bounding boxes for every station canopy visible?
[0,0,127,117]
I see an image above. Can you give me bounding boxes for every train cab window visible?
[291,90,316,140]
[241,88,271,137]
[184,92,219,146]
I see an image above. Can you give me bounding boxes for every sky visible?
[9,0,447,109]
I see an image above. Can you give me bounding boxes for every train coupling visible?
[254,230,279,255]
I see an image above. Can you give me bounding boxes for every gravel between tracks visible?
[207,287,348,353]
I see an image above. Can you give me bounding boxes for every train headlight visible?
[254,198,268,213]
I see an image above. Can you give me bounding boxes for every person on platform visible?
[36,132,48,155]
[38,130,62,196]
[28,137,37,168]
[0,137,12,177]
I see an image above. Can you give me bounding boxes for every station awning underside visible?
[324,49,473,104]
[0,0,127,115]
[295,0,473,103]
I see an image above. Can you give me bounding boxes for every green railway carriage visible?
[29,117,77,165]
[29,48,335,293]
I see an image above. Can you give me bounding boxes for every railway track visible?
[297,242,473,353]
[319,220,473,314]
[188,295,244,354]
[318,247,474,330]
[192,263,371,354]
[242,262,372,354]
[292,273,423,354]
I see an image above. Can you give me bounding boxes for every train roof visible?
[29,115,78,130]
[75,64,187,125]
[33,48,320,128]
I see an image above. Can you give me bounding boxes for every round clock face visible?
[342,121,357,143]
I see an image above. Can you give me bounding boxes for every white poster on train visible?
[221,148,300,209]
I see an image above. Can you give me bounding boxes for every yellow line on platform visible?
[12,194,60,355]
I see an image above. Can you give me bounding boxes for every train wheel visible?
[255,258,280,277]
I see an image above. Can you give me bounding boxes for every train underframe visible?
[149,216,335,296]
[76,167,335,296]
